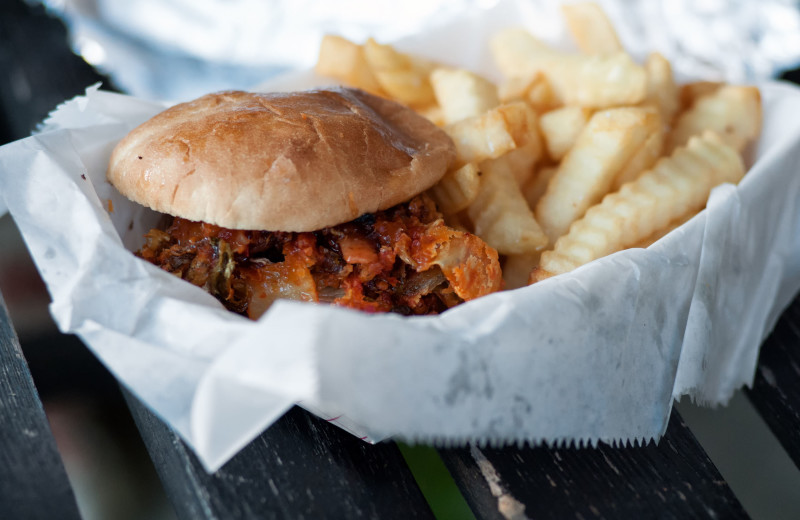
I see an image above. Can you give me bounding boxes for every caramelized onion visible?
[139,194,500,318]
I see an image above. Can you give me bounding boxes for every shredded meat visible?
[139,194,502,318]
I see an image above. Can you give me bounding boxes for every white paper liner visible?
[2,15,800,473]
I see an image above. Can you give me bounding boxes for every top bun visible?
[107,88,456,231]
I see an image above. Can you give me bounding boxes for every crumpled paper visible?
[37,0,800,100]
[3,4,800,473]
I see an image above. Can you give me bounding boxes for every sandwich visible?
[107,87,502,318]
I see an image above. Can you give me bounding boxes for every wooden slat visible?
[0,0,117,143]
[0,292,82,520]
[123,391,434,520]
[438,410,748,519]
[746,293,800,469]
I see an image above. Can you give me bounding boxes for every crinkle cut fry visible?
[667,85,762,153]
[534,131,745,280]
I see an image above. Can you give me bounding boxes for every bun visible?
[108,88,456,231]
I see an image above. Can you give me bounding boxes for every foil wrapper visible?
[36,0,800,101]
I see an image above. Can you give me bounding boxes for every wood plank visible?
[0,292,82,520]
[0,0,116,143]
[438,410,748,519]
[746,293,800,469]
[123,391,434,520]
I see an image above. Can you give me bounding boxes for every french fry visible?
[522,165,558,209]
[445,102,539,166]
[490,28,552,76]
[642,52,679,124]
[372,68,436,107]
[489,102,543,185]
[561,2,624,54]
[446,110,517,165]
[679,81,723,111]
[429,163,482,215]
[498,73,561,113]
[363,37,407,69]
[539,106,593,161]
[535,107,660,243]
[529,266,556,284]
[612,127,663,190]
[315,35,384,95]
[496,101,541,151]
[416,104,445,127]
[566,52,647,108]
[505,142,541,186]
[535,132,745,278]
[525,74,560,112]
[468,156,548,255]
[490,28,647,108]
[498,73,536,103]
[667,85,762,153]
[431,68,500,124]
[363,38,437,107]
[314,11,762,291]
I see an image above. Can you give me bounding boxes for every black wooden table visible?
[1,2,799,518]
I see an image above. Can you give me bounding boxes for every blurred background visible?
[2,0,800,518]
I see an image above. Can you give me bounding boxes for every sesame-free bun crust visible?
[108,88,456,231]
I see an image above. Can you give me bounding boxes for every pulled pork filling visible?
[139,194,502,318]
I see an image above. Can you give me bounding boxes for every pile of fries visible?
[315,2,762,289]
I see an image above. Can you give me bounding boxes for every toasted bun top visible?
[107,88,456,231]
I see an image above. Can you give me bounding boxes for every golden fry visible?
[562,2,624,54]
[499,73,561,113]
[490,28,647,108]
[429,163,482,215]
[315,35,384,95]
[528,266,556,284]
[363,38,437,107]
[490,28,552,77]
[315,15,763,289]
[446,109,516,165]
[468,156,548,255]
[535,107,660,243]
[642,52,679,124]
[372,68,436,107]
[496,102,539,146]
[416,104,445,127]
[363,38,408,69]
[539,106,593,161]
[536,132,745,278]
[431,68,500,124]
[612,127,663,190]
[498,73,536,103]
[668,85,762,153]
[679,81,723,111]
[522,166,558,209]
[505,142,541,186]
[525,75,561,112]
[445,102,539,166]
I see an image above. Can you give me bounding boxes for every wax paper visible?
[2,3,800,473]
